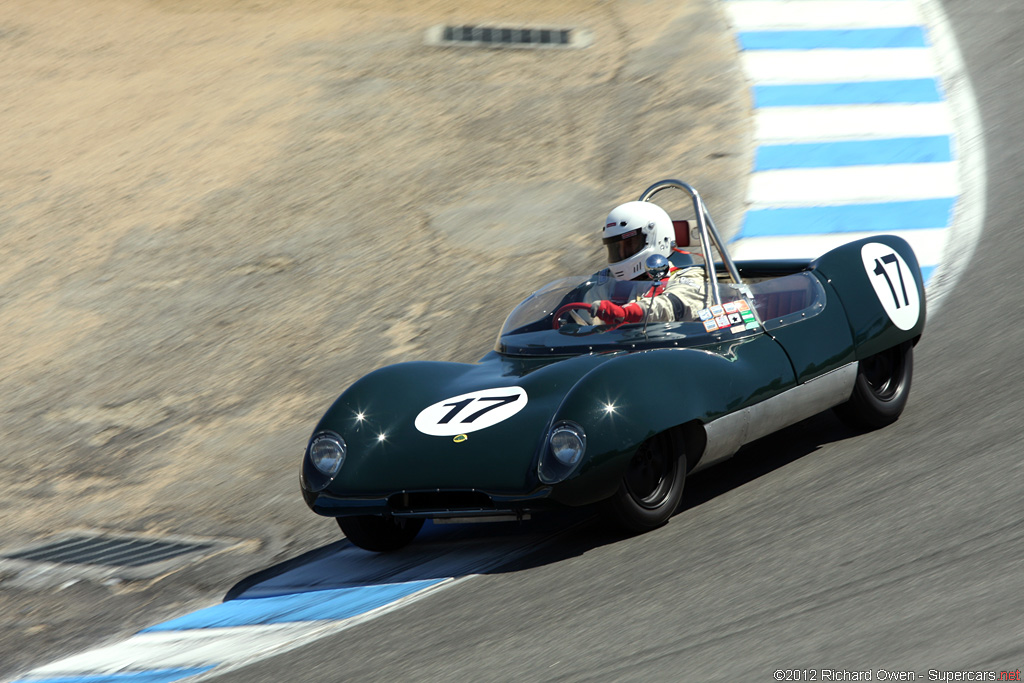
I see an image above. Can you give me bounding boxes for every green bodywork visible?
[301,235,925,517]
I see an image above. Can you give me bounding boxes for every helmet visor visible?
[603,229,646,263]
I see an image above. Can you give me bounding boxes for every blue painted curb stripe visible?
[738,27,928,50]
[755,136,952,170]
[754,79,944,107]
[10,666,215,683]
[739,199,956,237]
[142,579,445,631]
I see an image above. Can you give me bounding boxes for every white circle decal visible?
[861,242,921,331]
[414,386,528,437]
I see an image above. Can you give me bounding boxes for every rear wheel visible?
[601,430,685,532]
[336,515,424,552]
[834,342,913,430]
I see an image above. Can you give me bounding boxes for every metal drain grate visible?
[2,533,215,568]
[0,531,251,587]
[425,24,592,49]
[3,534,213,568]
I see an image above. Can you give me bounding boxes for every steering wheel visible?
[552,303,596,330]
[552,302,625,334]
[552,303,593,329]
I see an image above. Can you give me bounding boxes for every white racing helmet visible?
[602,201,675,281]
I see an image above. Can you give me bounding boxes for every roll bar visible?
[638,179,742,306]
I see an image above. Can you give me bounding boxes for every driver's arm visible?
[590,269,708,325]
[591,270,707,324]
[649,269,708,322]
[590,294,690,324]
[590,299,645,324]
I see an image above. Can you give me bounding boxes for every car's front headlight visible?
[305,432,346,491]
[538,421,586,484]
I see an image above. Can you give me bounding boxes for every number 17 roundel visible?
[414,386,529,436]
[861,242,921,331]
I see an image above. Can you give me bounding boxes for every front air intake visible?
[389,490,496,513]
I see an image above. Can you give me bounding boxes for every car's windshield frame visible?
[495,272,763,357]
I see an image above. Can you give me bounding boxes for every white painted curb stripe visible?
[741,48,937,84]
[748,163,959,206]
[730,228,948,265]
[755,103,953,143]
[29,624,330,676]
[724,1,922,30]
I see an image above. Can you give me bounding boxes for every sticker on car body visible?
[699,300,759,332]
[414,386,529,436]
[861,242,921,331]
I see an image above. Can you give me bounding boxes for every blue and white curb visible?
[723,0,986,304]
[16,580,451,683]
[9,520,579,683]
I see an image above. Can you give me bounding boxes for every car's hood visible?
[314,352,619,495]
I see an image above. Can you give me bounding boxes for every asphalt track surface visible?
[210,1,1024,680]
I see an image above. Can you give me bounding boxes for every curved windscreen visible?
[496,270,764,356]
[747,271,827,330]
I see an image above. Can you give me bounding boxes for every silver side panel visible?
[692,362,858,474]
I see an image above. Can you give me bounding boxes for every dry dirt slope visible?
[0,0,749,675]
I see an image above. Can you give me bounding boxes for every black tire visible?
[601,430,686,532]
[834,341,913,430]
[336,515,424,552]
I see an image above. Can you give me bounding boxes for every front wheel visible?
[601,430,685,532]
[834,341,913,430]
[337,515,424,552]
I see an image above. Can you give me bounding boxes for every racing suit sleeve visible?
[637,268,708,323]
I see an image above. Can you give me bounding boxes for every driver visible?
[589,200,708,325]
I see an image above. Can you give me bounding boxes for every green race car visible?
[300,180,925,551]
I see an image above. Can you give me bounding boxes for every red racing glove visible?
[590,300,644,325]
